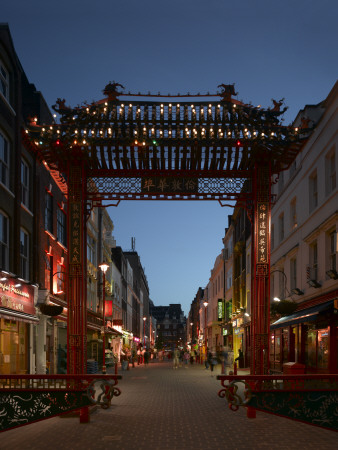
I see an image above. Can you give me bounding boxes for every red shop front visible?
[0,276,38,374]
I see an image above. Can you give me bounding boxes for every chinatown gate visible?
[27,83,305,377]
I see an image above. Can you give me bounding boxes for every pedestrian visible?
[144,349,150,365]
[137,348,142,365]
[173,347,180,369]
[235,348,244,368]
[190,349,195,365]
[208,352,216,374]
[183,349,190,368]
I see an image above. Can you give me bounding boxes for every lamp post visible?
[203,301,208,361]
[143,316,146,347]
[190,322,193,345]
[99,261,109,374]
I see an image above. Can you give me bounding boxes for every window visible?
[290,198,297,230]
[290,258,297,290]
[57,208,66,246]
[279,213,284,242]
[0,131,10,188]
[0,211,9,270]
[56,263,65,294]
[87,234,96,266]
[20,229,29,280]
[309,241,318,280]
[45,192,53,233]
[329,230,337,271]
[326,149,336,195]
[309,171,318,212]
[21,159,30,208]
[0,60,9,101]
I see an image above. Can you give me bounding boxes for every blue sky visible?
[3,0,337,315]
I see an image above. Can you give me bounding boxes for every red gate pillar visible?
[67,157,87,374]
[250,163,271,375]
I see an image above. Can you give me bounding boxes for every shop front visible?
[270,300,337,373]
[0,275,38,374]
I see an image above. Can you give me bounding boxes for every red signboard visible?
[104,301,113,318]
[0,279,35,315]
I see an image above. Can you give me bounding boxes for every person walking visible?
[173,347,180,369]
[183,349,190,368]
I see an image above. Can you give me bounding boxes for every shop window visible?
[45,192,53,233]
[305,326,317,368]
[56,263,65,294]
[309,170,318,212]
[20,228,29,280]
[317,329,329,369]
[0,59,9,101]
[21,159,30,209]
[0,211,9,270]
[0,130,10,188]
[57,207,66,246]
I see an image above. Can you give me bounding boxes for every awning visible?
[270,301,333,330]
[0,307,39,324]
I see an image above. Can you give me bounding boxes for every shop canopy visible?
[270,301,334,330]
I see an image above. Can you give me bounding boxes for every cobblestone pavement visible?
[1,361,337,450]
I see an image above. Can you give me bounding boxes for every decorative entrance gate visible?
[27,83,306,375]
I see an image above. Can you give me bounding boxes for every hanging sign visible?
[257,202,269,264]
[69,202,82,265]
[217,299,224,321]
[141,177,198,194]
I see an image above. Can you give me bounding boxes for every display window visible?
[0,318,29,374]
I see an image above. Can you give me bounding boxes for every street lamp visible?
[203,301,208,360]
[143,316,146,347]
[99,261,109,374]
[190,322,193,344]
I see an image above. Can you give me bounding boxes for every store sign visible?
[141,177,198,194]
[104,301,113,317]
[257,202,269,264]
[0,279,35,315]
[69,202,82,265]
[217,299,224,321]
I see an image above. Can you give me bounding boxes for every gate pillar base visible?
[247,406,256,419]
[80,406,90,423]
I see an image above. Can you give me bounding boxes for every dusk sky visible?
[3,0,337,315]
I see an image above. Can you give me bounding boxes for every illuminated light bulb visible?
[129,104,132,107]
[53,114,57,118]
[134,130,138,134]
[233,104,236,108]
[34,141,39,145]
[73,116,76,120]
[161,104,163,107]
[74,140,77,144]
[108,128,112,134]
[75,130,78,134]
[160,130,163,134]
[143,127,146,131]
[83,139,86,144]
[34,117,38,122]
[208,109,211,113]
[169,130,172,134]
[295,128,298,132]
[104,108,107,112]
[169,103,172,107]
[42,128,45,132]
[100,130,103,134]
[261,132,264,136]
[177,104,180,107]
[135,140,138,145]
[201,109,204,113]
[218,104,220,108]
[25,129,28,134]
[121,104,124,107]
[83,130,87,134]
[271,132,274,136]
[105,102,108,106]
[57,130,60,134]
[228,131,231,136]
[50,126,53,130]
[92,130,95,135]
[244,128,247,132]
[143,142,146,146]
[86,108,89,112]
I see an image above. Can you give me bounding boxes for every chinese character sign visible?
[141,177,198,193]
[69,202,82,265]
[256,202,269,264]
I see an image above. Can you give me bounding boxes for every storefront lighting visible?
[273,297,281,302]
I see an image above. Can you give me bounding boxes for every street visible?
[1,361,337,450]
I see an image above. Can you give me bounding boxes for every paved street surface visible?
[2,361,337,449]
